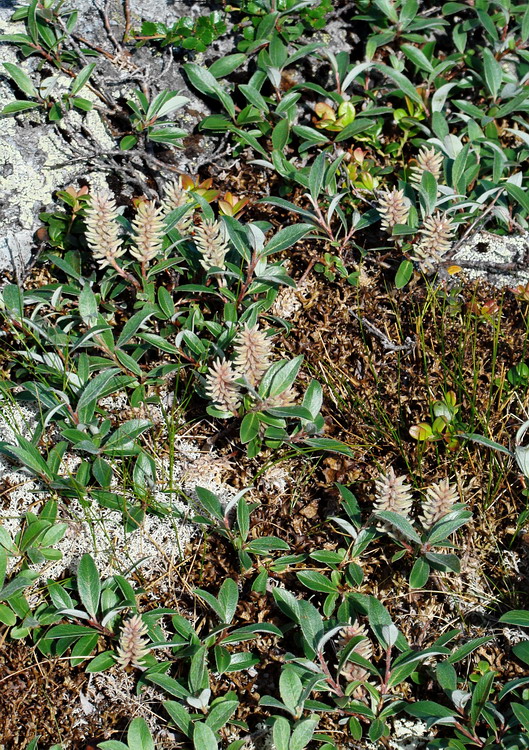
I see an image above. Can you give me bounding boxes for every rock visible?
[448,230,529,288]
[0,0,229,280]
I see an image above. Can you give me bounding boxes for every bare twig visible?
[350,311,415,353]
[449,188,504,255]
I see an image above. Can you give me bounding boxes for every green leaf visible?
[240,413,260,444]
[272,119,290,151]
[409,557,430,589]
[290,718,319,750]
[239,83,269,113]
[375,63,423,105]
[272,716,291,750]
[218,578,238,624]
[86,650,116,673]
[209,53,246,78]
[146,672,190,698]
[436,662,458,692]
[236,496,250,543]
[246,537,289,553]
[45,624,98,640]
[128,717,154,750]
[401,44,434,73]
[505,182,529,215]
[0,436,53,480]
[77,554,100,618]
[303,380,323,420]
[448,636,494,663]
[120,135,138,150]
[27,0,38,43]
[499,610,529,627]
[296,570,339,594]
[426,510,472,545]
[115,349,142,377]
[205,699,238,732]
[2,62,37,98]
[470,670,495,727]
[195,486,224,521]
[511,702,529,732]
[374,511,422,544]
[79,284,98,327]
[1,100,41,114]
[261,223,313,257]
[298,599,324,657]
[513,640,529,666]
[157,286,175,318]
[76,368,120,421]
[164,700,192,736]
[302,438,354,456]
[280,667,303,716]
[452,143,470,193]
[482,48,502,100]
[405,700,457,720]
[0,603,16,626]
[459,432,512,456]
[334,118,376,142]
[70,62,96,96]
[0,570,39,600]
[193,721,218,750]
[259,356,303,399]
[374,0,398,22]
[104,419,151,450]
[309,152,326,201]
[116,307,157,347]
[184,63,235,118]
[395,259,414,288]
[368,596,407,651]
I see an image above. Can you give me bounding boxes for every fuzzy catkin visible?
[337,622,373,694]
[413,212,456,272]
[234,325,272,387]
[378,188,410,231]
[116,614,150,669]
[421,479,459,528]
[374,467,413,517]
[205,358,241,413]
[130,200,165,264]
[411,147,444,184]
[84,191,126,268]
[162,178,193,233]
[194,219,229,271]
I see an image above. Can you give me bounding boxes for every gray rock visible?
[448,230,529,288]
[0,0,228,280]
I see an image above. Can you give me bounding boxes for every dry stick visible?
[71,31,115,60]
[350,311,416,353]
[123,0,132,42]
[96,0,121,50]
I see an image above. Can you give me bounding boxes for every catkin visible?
[194,219,229,271]
[205,358,241,413]
[374,467,414,517]
[378,188,410,231]
[234,325,272,387]
[410,146,444,184]
[84,191,126,269]
[116,614,150,669]
[421,479,459,528]
[130,200,165,264]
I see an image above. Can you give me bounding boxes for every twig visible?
[449,188,504,255]
[123,0,132,42]
[96,0,121,51]
[350,311,415,353]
